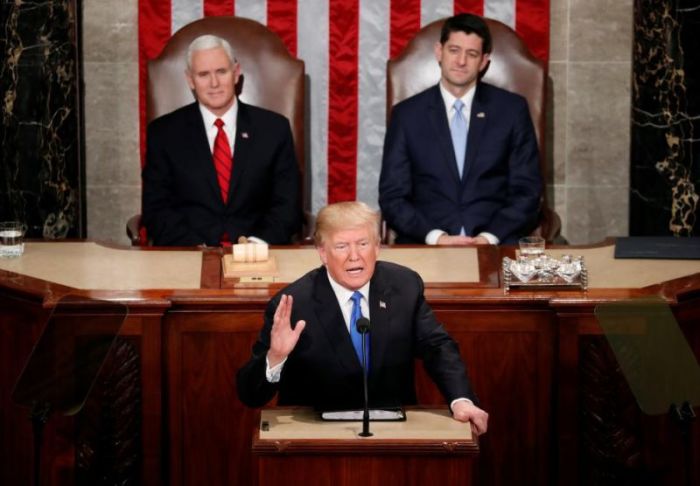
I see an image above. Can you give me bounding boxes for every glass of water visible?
[518,236,545,259]
[0,221,26,258]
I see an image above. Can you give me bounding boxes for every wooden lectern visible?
[252,407,479,486]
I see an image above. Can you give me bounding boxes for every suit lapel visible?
[427,85,462,185]
[186,104,224,204]
[229,101,252,202]
[312,268,362,374]
[368,263,392,379]
[464,83,488,182]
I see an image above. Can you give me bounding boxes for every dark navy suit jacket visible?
[379,83,542,244]
[142,101,301,246]
[236,261,477,411]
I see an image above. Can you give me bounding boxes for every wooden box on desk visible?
[252,407,479,486]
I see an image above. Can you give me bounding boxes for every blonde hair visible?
[186,35,236,70]
[314,201,381,246]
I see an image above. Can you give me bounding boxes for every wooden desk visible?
[1,241,699,486]
[253,407,478,486]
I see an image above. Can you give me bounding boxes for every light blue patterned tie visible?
[450,99,468,178]
[349,291,369,371]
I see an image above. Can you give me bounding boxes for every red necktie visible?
[213,118,233,204]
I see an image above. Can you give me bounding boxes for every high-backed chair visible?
[127,16,305,245]
[386,17,560,242]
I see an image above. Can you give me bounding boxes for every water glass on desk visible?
[0,221,26,258]
[518,236,545,259]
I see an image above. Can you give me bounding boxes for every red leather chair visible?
[386,17,560,243]
[127,16,306,245]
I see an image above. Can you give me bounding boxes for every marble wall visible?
[548,0,633,244]
[0,0,84,238]
[81,0,634,245]
[82,0,141,244]
[629,0,699,236]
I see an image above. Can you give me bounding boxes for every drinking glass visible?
[0,221,26,258]
[518,236,545,259]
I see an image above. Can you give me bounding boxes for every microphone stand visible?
[357,318,373,437]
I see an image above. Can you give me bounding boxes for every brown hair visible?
[440,13,492,54]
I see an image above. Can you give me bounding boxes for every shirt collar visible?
[326,271,370,305]
[439,81,476,116]
[198,99,238,129]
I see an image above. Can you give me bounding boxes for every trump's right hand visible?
[267,294,306,367]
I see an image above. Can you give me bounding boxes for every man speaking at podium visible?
[237,202,488,434]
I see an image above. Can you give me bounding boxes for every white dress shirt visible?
[198,101,237,155]
[425,82,498,245]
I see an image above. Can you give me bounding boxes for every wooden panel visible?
[75,336,142,484]
[257,455,473,486]
[556,300,700,486]
[0,295,166,486]
[68,309,164,486]
[0,294,56,486]
[166,310,262,486]
[119,314,164,486]
[434,307,554,486]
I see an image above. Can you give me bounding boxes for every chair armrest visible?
[126,214,143,246]
[532,207,563,244]
[299,210,315,245]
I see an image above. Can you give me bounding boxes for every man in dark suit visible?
[237,201,488,433]
[142,35,301,246]
[379,13,542,245]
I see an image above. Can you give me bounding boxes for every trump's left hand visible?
[452,400,489,435]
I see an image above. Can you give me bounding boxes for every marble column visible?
[630,0,700,236]
[0,0,84,238]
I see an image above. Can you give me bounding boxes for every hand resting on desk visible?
[452,399,489,435]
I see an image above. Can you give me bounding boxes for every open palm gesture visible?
[267,294,306,367]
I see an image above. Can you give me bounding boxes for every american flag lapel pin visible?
[476,112,486,118]
[241,132,249,139]
[379,300,387,309]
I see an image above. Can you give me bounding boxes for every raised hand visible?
[267,294,306,367]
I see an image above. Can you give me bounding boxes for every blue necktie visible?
[349,291,369,372]
[450,99,468,178]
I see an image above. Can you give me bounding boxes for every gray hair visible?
[186,35,236,70]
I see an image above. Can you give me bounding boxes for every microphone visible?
[356,317,370,335]
[356,317,373,437]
